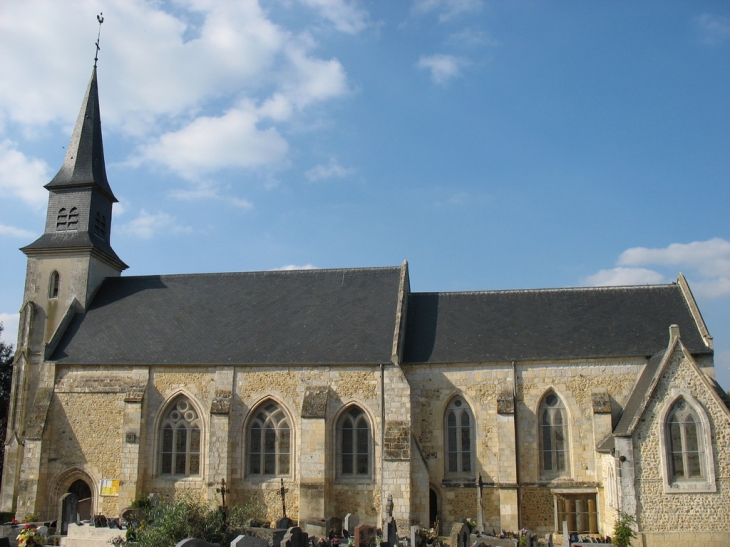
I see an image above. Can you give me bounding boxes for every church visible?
[2,66,729,547]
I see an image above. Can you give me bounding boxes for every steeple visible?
[21,65,127,273]
[44,67,116,202]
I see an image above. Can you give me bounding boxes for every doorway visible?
[429,487,439,530]
[68,479,92,520]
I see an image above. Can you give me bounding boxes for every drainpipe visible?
[380,362,386,519]
[512,360,522,529]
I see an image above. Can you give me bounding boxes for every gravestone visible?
[280,526,308,547]
[174,539,221,547]
[0,538,8,547]
[59,492,78,534]
[410,526,421,547]
[449,522,469,547]
[326,517,343,537]
[383,493,397,547]
[231,536,269,547]
[344,514,359,534]
[276,517,294,530]
[353,524,377,547]
[94,514,108,527]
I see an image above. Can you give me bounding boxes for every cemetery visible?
[0,480,619,547]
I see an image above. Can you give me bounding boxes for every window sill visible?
[663,479,716,493]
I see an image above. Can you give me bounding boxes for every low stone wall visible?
[640,531,730,547]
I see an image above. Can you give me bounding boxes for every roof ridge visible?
[412,283,678,297]
[112,265,403,281]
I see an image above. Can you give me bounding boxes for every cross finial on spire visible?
[94,13,104,68]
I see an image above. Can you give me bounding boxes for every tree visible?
[0,323,14,484]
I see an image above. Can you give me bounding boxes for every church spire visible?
[44,66,117,202]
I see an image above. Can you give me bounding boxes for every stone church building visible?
[2,68,729,546]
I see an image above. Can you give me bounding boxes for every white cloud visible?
[0,313,19,348]
[697,13,730,45]
[0,0,352,182]
[583,267,666,287]
[0,224,34,239]
[617,238,730,279]
[412,0,483,22]
[139,106,289,179]
[584,238,730,300]
[305,158,354,181]
[417,54,467,84]
[0,140,49,207]
[170,186,253,209]
[118,210,192,240]
[298,0,370,34]
[275,264,317,270]
[447,28,500,48]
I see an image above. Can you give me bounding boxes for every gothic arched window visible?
[667,398,703,480]
[247,401,291,477]
[338,406,371,478]
[539,391,569,476]
[159,396,202,476]
[49,271,60,299]
[444,396,474,475]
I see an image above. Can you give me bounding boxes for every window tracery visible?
[159,396,202,476]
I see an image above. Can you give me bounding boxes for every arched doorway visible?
[68,479,92,520]
[429,487,439,530]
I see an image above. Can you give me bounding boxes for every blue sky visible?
[1,0,728,387]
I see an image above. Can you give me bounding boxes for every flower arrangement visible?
[465,519,476,532]
[317,537,328,547]
[419,528,439,542]
[16,524,44,547]
[108,536,127,547]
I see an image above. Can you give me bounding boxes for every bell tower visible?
[0,65,127,514]
[20,66,127,345]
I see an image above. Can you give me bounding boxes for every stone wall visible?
[632,348,730,533]
[404,359,643,535]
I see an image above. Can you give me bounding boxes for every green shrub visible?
[132,493,266,547]
[612,511,636,547]
[130,493,154,511]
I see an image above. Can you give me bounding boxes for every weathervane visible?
[94,12,104,68]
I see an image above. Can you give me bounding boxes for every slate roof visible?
[21,231,127,269]
[403,284,711,364]
[613,349,666,437]
[45,67,117,202]
[51,267,403,365]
